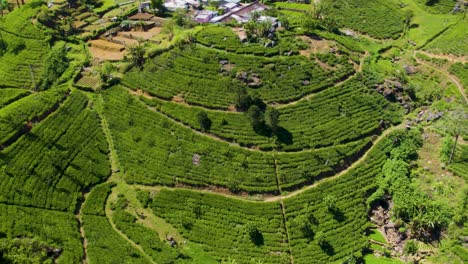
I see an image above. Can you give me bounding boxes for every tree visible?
[323,195,337,212]
[314,230,325,246]
[128,43,146,68]
[245,222,263,245]
[235,86,252,111]
[196,111,211,131]
[404,10,414,28]
[445,110,467,164]
[40,43,69,89]
[162,19,175,40]
[150,0,164,16]
[98,61,115,83]
[265,107,280,133]
[403,240,418,255]
[247,105,264,130]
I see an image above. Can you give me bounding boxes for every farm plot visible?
[151,189,290,263]
[195,25,308,56]
[0,5,51,88]
[0,88,30,109]
[0,91,110,211]
[104,86,370,192]
[424,21,468,57]
[149,131,398,263]
[110,197,185,263]
[137,78,399,151]
[82,215,148,264]
[88,39,127,61]
[328,0,405,39]
[283,134,394,263]
[123,44,354,109]
[0,86,69,146]
[0,204,83,263]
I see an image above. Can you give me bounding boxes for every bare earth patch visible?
[118,27,162,41]
[89,46,126,61]
[297,35,337,56]
[88,39,126,61]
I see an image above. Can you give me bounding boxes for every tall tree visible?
[247,105,264,130]
[265,107,280,133]
[196,111,211,131]
[128,43,146,68]
[150,0,164,16]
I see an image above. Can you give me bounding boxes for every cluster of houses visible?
[160,0,275,24]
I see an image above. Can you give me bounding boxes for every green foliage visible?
[136,189,152,208]
[196,111,211,131]
[247,105,264,131]
[244,222,263,246]
[138,78,399,151]
[325,0,405,39]
[449,62,468,90]
[0,89,30,109]
[0,237,54,264]
[0,86,68,146]
[265,107,279,133]
[82,183,115,216]
[0,90,110,211]
[196,25,307,56]
[40,43,69,90]
[0,204,83,263]
[128,43,146,68]
[371,130,452,237]
[122,44,354,109]
[82,215,147,263]
[403,240,418,255]
[0,4,50,88]
[103,86,378,192]
[425,21,468,56]
[111,205,184,263]
[151,189,288,262]
[440,135,454,163]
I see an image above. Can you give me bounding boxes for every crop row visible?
[195,25,307,56]
[0,5,50,89]
[122,44,354,109]
[82,215,147,264]
[110,197,184,263]
[0,86,68,146]
[0,91,110,211]
[0,203,82,263]
[149,130,398,263]
[284,134,394,263]
[82,182,115,216]
[0,88,30,109]
[151,189,289,263]
[137,78,398,151]
[329,0,404,39]
[103,86,373,193]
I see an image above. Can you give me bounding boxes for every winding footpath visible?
[413,50,467,103]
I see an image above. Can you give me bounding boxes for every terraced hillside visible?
[0,0,466,263]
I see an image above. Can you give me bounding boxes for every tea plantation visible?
[0,0,466,263]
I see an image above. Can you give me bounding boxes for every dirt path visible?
[416,50,466,64]
[96,95,156,263]
[104,193,157,264]
[128,86,378,155]
[264,124,402,202]
[414,51,467,103]
[75,192,90,264]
